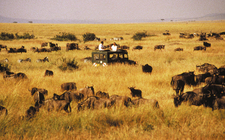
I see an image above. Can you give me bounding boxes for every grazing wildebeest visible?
[3,71,28,80]
[199,33,208,41]
[66,43,80,51]
[0,44,7,50]
[171,79,185,96]
[41,42,48,47]
[0,106,8,116]
[142,64,152,74]
[44,70,53,76]
[211,96,225,110]
[35,48,51,53]
[77,96,115,111]
[49,42,57,48]
[154,45,165,51]
[196,63,218,75]
[120,45,130,50]
[174,48,183,51]
[128,87,142,98]
[109,95,133,107]
[30,87,48,96]
[18,58,31,63]
[205,75,225,85]
[78,86,95,100]
[8,46,27,53]
[203,42,211,47]
[61,82,77,91]
[132,46,143,50]
[53,91,84,103]
[194,46,206,51]
[131,98,160,108]
[195,72,212,85]
[202,84,225,98]
[30,87,48,107]
[171,71,196,86]
[36,57,49,62]
[41,98,71,113]
[25,106,39,119]
[96,91,110,99]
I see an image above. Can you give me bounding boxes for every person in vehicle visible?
[111,42,117,51]
[99,41,105,51]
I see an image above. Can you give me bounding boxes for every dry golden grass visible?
[0,21,225,139]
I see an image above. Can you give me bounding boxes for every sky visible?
[0,0,225,22]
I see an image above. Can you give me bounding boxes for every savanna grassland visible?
[0,21,225,140]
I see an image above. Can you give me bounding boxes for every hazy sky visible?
[1,0,225,21]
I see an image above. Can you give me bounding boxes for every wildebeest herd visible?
[171,63,225,110]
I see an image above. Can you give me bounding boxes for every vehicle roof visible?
[92,49,128,54]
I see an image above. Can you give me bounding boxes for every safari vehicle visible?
[92,49,136,66]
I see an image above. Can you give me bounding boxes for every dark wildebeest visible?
[171,71,196,86]
[194,46,206,51]
[66,43,80,51]
[35,48,52,53]
[205,75,225,85]
[83,46,91,50]
[30,87,48,107]
[41,98,71,113]
[49,42,57,48]
[78,86,95,100]
[202,84,225,98]
[132,46,143,50]
[3,71,28,80]
[109,95,133,107]
[41,42,48,47]
[154,45,165,51]
[196,63,218,75]
[96,91,110,99]
[8,46,27,53]
[171,79,185,96]
[18,58,31,63]
[25,106,39,119]
[0,106,8,116]
[142,64,152,74]
[203,42,211,47]
[44,70,53,76]
[131,98,160,108]
[120,45,130,50]
[36,57,49,62]
[61,82,77,91]
[174,48,183,51]
[195,72,212,85]
[199,33,208,41]
[77,96,115,111]
[211,96,225,110]
[53,91,84,103]
[128,87,142,98]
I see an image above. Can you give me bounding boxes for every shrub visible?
[83,33,96,42]
[15,33,35,39]
[58,58,79,71]
[52,32,77,41]
[132,31,148,41]
[0,32,14,40]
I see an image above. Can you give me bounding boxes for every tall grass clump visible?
[82,32,96,42]
[15,32,35,39]
[132,31,148,40]
[58,57,79,71]
[52,32,77,41]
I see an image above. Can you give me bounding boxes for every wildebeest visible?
[174,48,183,51]
[96,91,110,99]
[34,48,52,53]
[203,42,211,47]
[142,64,152,74]
[36,57,49,62]
[30,87,48,107]
[3,71,28,80]
[128,87,142,98]
[171,79,185,96]
[154,45,165,51]
[196,63,218,75]
[41,98,71,113]
[18,58,31,63]
[132,46,143,50]
[171,71,196,86]
[0,106,8,116]
[83,46,91,50]
[109,95,133,107]
[0,44,7,50]
[61,82,77,91]
[202,84,225,98]
[77,96,115,111]
[0,58,9,63]
[25,106,39,119]
[131,98,160,108]
[66,43,80,51]
[53,91,84,103]
[44,70,53,76]
[199,33,208,41]
[212,96,225,110]
[205,75,225,85]
[78,86,95,100]
[194,46,206,51]
[120,45,130,50]
[8,46,27,53]
[195,72,212,85]
[41,42,48,47]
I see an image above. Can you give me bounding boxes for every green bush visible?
[52,32,77,41]
[0,32,14,40]
[58,58,79,71]
[83,32,96,42]
[15,33,35,39]
[132,31,148,41]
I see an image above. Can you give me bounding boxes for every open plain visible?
[0,21,225,139]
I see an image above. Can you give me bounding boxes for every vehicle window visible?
[93,54,99,60]
[109,54,118,60]
[124,54,128,59]
[99,54,106,60]
[119,54,123,59]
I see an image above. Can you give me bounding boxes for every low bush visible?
[52,32,77,41]
[83,32,96,42]
[58,57,79,71]
[132,31,148,41]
